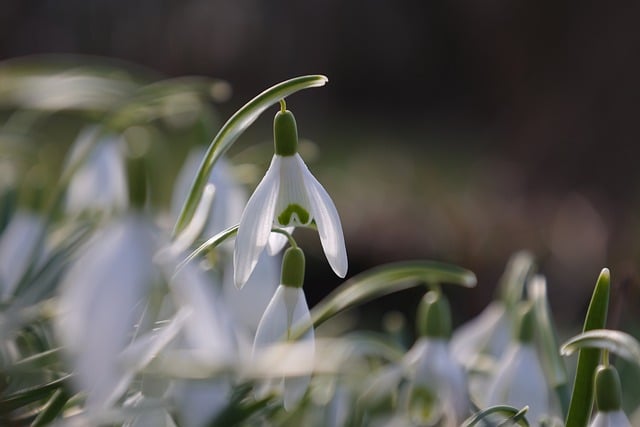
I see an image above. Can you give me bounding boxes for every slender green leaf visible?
[30,388,70,427]
[462,405,530,427]
[175,224,239,272]
[565,268,610,427]
[561,329,640,365]
[0,375,71,413]
[173,75,328,237]
[309,260,476,329]
[10,348,63,373]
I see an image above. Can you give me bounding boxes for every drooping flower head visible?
[589,365,631,427]
[406,291,469,426]
[486,302,551,425]
[233,105,347,288]
[252,246,315,410]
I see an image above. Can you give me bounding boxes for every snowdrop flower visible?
[0,210,45,301]
[450,301,511,369]
[252,246,314,410]
[55,213,156,412]
[589,365,631,427]
[166,263,238,427]
[65,126,128,214]
[405,291,468,427]
[234,107,347,288]
[486,303,550,425]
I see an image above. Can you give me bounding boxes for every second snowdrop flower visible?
[234,104,347,288]
[252,246,314,410]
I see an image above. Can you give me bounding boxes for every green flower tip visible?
[417,291,452,339]
[515,302,535,343]
[595,365,622,412]
[281,246,305,288]
[274,109,298,156]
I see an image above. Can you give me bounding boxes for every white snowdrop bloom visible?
[252,247,314,411]
[405,292,468,426]
[0,211,45,301]
[55,214,156,412]
[65,126,128,214]
[168,261,239,367]
[405,338,468,426]
[162,261,239,427]
[234,109,347,288]
[486,304,550,425]
[588,365,631,427]
[450,301,511,369]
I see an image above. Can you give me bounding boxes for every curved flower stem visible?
[271,227,298,249]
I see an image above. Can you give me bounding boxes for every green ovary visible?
[278,204,310,225]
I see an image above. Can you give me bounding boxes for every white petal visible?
[56,215,155,410]
[252,285,314,410]
[486,343,549,424]
[590,411,632,427]
[233,156,280,288]
[170,379,232,427]
[296,155,348,277]
[170,263,238,365]
[222,252,280,335]
[65,130,128,213]
[410,338,468,424]
[0,212,45,300]
[450,301,510,368]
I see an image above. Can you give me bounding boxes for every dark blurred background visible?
[2,0,640,329]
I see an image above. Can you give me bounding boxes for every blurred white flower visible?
[486,304,550,425]
[55,213,156,412]
[590,411,632,427]
[234,109,347,289]
[65,126,128,214]
[0,211,45,301]
[162,259,239,427]
[222,251,280,337]
[405,338,468,426]
[168,260,239,367]
[450,301,511,369]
